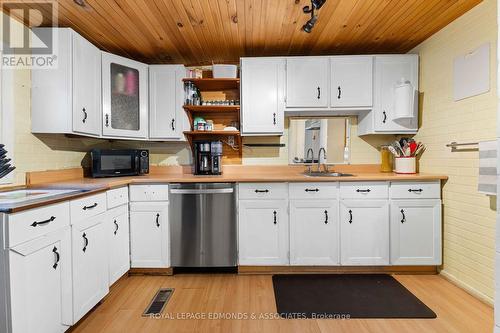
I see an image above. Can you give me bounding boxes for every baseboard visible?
[238,266,438,275]
[439,270,493,306]
[128,267,173,276]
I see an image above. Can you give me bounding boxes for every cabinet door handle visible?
[155,213,160,228]
[382,111,387,124]
[408,189,423,193]
[400,209,406,223]
[273,210,277,224]
[105,114,109,127]
[348,209,353,224]
[82,232,88,252]
[255,189,269,193]
[356,189,371,193]
[113,220,119,235]
[273,113,276,125]
[337,86,341,99]
[31,215,56,227]
[317,87,321,99]
[324,210,328,224]
[171,118,175,131]
[83,202,98,210]
[305,188,319,192]
[52,246,60,269]
[82,107,87,123]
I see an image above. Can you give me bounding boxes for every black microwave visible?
[89,149,149,178]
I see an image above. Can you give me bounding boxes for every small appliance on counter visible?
[85,149,149,178]
[194,141,223,175]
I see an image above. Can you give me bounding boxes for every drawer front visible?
[340,182,388,199]
[390,181,441,199]
[129,185,169,202]
[107,187,129,209]
[7,202,70,247]
[238,183,288,200]
[70,193,107,224]
[289,182,338,200]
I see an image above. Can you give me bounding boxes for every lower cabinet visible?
[340,200,390,265]
[129,202,169,268]
[289,200,339,265]
[8,227,72,333]
[390,199,442,265]
[107,205,130,285]
[238,200,289,265]
[72,214,109,323]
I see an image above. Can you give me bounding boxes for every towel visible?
[478,140,497,195]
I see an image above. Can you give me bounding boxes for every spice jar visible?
[380,145,392,173]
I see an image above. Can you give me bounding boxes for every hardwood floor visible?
[71,274,493,333]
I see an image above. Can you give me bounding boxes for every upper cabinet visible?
[149,65,188,140]
[102,52,149,139]
[240,57,285,136]
[331,56,373,108]
[358,55,419,135]
[32,28,101,137]
[286,57,329,108]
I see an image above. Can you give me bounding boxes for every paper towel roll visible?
[393,78,415,120]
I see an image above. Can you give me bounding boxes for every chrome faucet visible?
[318,147,329,173]
[305,148,314,173]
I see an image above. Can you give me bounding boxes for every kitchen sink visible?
[303,172,354,177]
[0,188,87,205]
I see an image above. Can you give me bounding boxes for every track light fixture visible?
[302,0,327,33]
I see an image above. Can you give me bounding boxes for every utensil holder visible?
[394,157,416,174]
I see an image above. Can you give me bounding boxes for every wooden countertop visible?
[0,165,447,213]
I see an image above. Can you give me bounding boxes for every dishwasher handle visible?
[170,188,234,195]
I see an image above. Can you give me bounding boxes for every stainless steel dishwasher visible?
[169,183,237,267]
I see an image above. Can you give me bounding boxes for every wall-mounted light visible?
[302,0,327,33]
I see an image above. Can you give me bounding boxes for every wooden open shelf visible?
[183,105,240,113]
[182,78,239,91]
[183,130,240,136]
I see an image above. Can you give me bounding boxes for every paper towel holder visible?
[393,77,416,120]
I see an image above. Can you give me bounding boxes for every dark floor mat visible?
[272,274,436,319]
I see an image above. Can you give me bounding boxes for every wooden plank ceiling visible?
[6,0,482,65]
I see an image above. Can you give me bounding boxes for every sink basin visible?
[0,188,86,205]
[303,172,354,177]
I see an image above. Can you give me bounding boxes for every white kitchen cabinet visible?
[390,199,442,265]
[358,55,419,135]
[286,57,329,108]
[238,199,289,265]
[331,56,373,108]
[149,65,189,140]
[289,200,339,265]
[102,52,149,139]
[72,214,108,323]
[129,202,169,268]
[5,226,72,333]
[107,205,130,286]
[32,28,101,137]
[340,200,389,265]
[240,57,285,135]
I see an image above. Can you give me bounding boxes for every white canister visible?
[394,157,416,174]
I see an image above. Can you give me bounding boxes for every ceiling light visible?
[73,0,86,7]
[302,0,327,33]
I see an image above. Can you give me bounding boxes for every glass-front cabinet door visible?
[102,52,148,138]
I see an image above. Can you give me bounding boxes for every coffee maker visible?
[194,141,223,175]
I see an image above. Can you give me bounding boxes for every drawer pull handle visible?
[356,189,371,193]
[255,189,269,193]
[82,107,87,123]
[156,213,160,228]
[52,246,60,269]
[31,216,56,227]
[273,211,277,224]
[305,188,319,192]
[82,233,88,252]
[114,220,119,235]
[408,189,423,193]
[348,209,353,224]
[400,209,406,223]
[317,86,321,99]
[324,210,328,224]
[83,203,98,210]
